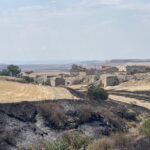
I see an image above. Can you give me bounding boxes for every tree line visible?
[0,65,21,77]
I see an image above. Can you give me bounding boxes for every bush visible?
[123,109,137,121]
[87,133,130,150]
[77,105,93,123]
[26,132,90,150]
[96,106,123,130]
[87,85,108,101]
[23,76,34,83]
[87,138,113,150]
[25,71,34,75]
[45,142,69,150]
[39,103,67,129]
[141,118,150,136]
[62,131,90,150]
[26,142,69,150]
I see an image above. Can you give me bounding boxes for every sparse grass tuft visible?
[62,131,90,150]
[87,133,130,150]
[141,117,150,136]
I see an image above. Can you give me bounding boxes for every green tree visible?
[7,65,21,77]
[87,85,108,101]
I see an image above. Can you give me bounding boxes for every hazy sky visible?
[0,0,150,63]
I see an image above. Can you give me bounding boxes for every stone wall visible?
[100,75,119,87]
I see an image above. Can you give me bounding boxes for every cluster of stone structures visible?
[118,65,150,75]
[20,64,150,88]
[34,74,67,86]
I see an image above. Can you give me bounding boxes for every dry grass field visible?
[107,80,150,109]
[0,80,78,103]
[109,95,150,109]
[107,80,150,92]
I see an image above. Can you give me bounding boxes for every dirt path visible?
[109,95,150,110]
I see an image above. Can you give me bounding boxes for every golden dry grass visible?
[107,80,150,110]
[109,95,150,109]
[107,80,150,92]
[0,80,78,103]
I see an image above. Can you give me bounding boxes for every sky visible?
[0,0,150,64]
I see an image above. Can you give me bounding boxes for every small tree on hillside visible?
[7,65,21,77]
[25,70,34,75]
[87,85,108,101]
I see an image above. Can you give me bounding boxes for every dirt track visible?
[109,95,150,110]
[108,81,150,110]
[0,80,78,103]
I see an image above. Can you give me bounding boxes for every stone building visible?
[100,74,119,87]
[118,65,150,75]
[65,76,85,86]
[34,75,48,85]
[50,77,65,87]
[117,74,136,83]
[100,66,119,74]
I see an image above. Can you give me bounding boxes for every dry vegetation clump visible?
[25,131,90,150]
[96,106,125,131]
[87,137,113,150]
[140,117,150,136]
[39,103,67,129]
[87,133,130,150]
[77,105,93,123]
[62,131,90,150]
[116,106,137,121]
[0,130,16,150]
[87,85,108,101]
[25,142,69,150]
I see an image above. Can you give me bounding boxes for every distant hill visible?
[0,59,150,72]
[0,64,70,73]
[108,59,150,64]
[105,59,150,66]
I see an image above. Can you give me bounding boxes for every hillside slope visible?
[0,80,78,103]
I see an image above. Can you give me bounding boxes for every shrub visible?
[62,131,90,150]
[39,103,67,129]
[23,76,34,83]
[45,142,69,150]
[96,106,123,130]
[87,133,130,150]
[26,132,90,150]
[26,142,69,150]
[77,105,93,123]
[111,133,130,148]
[141,118,150,136]
[123,109,137,121]
[117,107,137,121]
[87,138,113,150]
[87,85,108,101]
[25,71,34,75]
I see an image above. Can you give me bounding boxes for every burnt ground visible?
[0,98,149,150]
